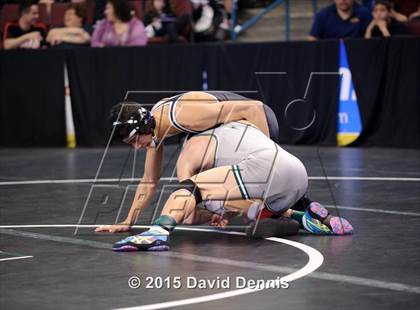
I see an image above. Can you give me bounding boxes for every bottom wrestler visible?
[113,121,353,251]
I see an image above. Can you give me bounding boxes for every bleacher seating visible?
[0,4,19,31]
[394,0,420,18]
[170,0,193,17]
[38,3,49,26]
[1,0,417,48]
[50,3,70,27]
[130,0,145,20]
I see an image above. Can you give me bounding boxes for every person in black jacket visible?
[144,0,186,43]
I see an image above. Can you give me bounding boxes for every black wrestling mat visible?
[1,146,419,309]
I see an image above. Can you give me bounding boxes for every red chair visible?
[130,0,146,20]
[0,4,19,31]
[394,0,420,17]
[38,3,50,27]
[84,1,95,25]
[50,3,70,27]
[170,0,193,17]
[170,0,193,42]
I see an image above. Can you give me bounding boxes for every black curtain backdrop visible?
[66,45,205,146]
[0,49,65,146]
[0,38,419,148]
[346,37,420,148]
[206,40,340,145]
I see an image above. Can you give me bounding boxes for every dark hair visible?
[108,0,134,22]
[374,0,392,11]
[19,0,38,16]
[109,102,142,124]
[109,102,155,140]
[66,4,86,22]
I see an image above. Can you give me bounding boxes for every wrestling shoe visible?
[112,228,170,252]
[303,202,354,235]
[246,217,300,239]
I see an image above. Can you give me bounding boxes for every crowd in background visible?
[309,0,420,40]
[0,0,234,49]
[0,0,419,50]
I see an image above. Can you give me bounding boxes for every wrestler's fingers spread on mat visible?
[211,215,228,228]
[220,219,229,227]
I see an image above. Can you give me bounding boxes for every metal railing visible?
[230,0,319,42]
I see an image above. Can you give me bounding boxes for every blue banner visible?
[337,40,362,146]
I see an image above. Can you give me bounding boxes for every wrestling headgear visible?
[112,106,156,142]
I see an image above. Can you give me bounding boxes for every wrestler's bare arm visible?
[95,146,164,232]
[126,146,164,223]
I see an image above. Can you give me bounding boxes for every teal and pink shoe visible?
[302,202,354,235]
[112,230,170,251]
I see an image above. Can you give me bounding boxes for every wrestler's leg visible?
[159,165,244,225]
[189,199,256,226]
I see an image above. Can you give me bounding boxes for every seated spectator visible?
[3,1,47,50]
[365,0,409,21]
[365,0,407,38]
[192,0,228,41]
[46,3,91,47]
[91,0,147,47]
[144,0,190,43]
[409,3,420,20]
[309,0,372,40]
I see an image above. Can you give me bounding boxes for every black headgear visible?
[113,107,156,142]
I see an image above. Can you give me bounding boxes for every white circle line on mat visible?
[0,224,323,310]
[115,232,323,310]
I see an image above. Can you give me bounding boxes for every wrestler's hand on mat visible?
[211,214,229,228]
[95,222,131,233]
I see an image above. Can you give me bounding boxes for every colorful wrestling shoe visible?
[246,217,300,239]
[303,202,354,235]
[112,228,170,252]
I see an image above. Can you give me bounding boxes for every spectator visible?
[309,0,372,40]
[46,3,91,47]
[364,0,407,37]
[3,1,47,50]
[409,3,420,20]
[192,0,228,41]
[365,0,407,38]
[144,0,190,43]
[91,0,147,47]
